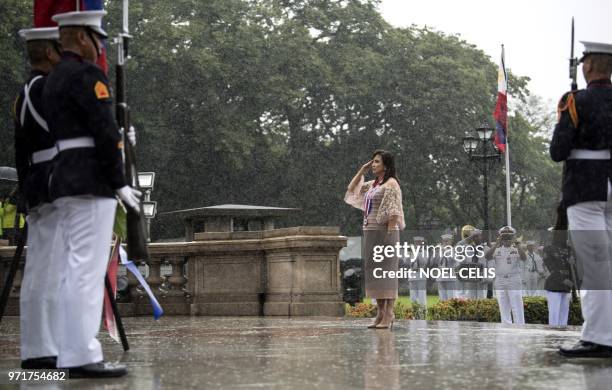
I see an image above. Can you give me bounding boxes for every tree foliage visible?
[1,0,562,239]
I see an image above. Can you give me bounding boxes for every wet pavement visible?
[1,316,611,389]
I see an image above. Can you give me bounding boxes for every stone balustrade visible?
[0,226,346,317]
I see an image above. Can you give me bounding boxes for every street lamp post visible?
[462,123,500,243]
[137,172,157,242]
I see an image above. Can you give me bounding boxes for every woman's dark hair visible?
[372,149,399,184]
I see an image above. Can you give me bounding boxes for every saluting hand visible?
[359,160,373,174]
[127,126,136,146]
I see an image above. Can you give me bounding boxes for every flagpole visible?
[505,136,512,227]
[502,44,512,227]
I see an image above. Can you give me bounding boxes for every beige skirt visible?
[363,229,399,299]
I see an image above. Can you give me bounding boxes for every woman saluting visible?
[345,150,405,329]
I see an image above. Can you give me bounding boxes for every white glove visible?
[120,126,137,146]
[116,185,142,213]
[127,126,136,146]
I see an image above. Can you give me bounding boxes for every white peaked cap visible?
[441,234,453,240]
[580,41,612,61]
[413,236,425,241]
[53,10,107,38]
[498,226,516,235]
[18,27,59,42]
[526,241,536,246]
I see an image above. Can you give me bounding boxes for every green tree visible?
[1,0,563,241]
[0,0,31,168]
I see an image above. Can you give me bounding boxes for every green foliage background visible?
[0,0,562,240]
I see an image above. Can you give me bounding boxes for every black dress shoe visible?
[68,362,128,379]
[559,340,612,358]
[21,356,57,369]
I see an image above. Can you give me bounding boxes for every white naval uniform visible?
[522,251,546,297]
[492,245,525,324]
[435,254,456,301]
[452,243,468,298]
[409,253,428,307]
[458,247,489,300]
[54,196,117,368]
[546,291,571,327]
[19,203,63,360]
[567,181,612,347]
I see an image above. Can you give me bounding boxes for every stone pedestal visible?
[187,226,346,316]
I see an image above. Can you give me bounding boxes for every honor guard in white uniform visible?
[409,236,429,307]
[522,241,546,296]
[42,10,141,377]
[453,225,473,298]
[486,226,527,324]
[434,233,456,301]
[455,225,489,299]
[13,27,62,370]
[551,41,612,358]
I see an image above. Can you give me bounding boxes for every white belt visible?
[568,149,611,160]
[57,136,95,152]
[31,146,58,164]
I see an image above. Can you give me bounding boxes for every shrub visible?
[430,296,583,325]
[345,301,414,320]
[429,298,501,322]
[568,296,583,325]
[410,301,426,320]
[346,296,584,325]
[345,303,377,318]
[523,296,548,324]
[394,300,415,320]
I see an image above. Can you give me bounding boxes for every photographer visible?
[0,189,25,245]
[543,230,574,329]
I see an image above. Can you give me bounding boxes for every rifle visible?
[569,18,578,92]
[114,0,150,261]
[553,18,579,234]
[553,18,579,301]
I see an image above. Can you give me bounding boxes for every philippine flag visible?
[33,0,108,74]
[103,237,121,343]
[493,46,508,153]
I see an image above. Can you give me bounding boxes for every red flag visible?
[33,0,76,27]
[33,0,108,74]
[493,46,508,153]
[103,237,121,343]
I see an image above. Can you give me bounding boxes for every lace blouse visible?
[344,176,406,230]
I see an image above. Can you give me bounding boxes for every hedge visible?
[345,301,423,320]
[346,296,583,325]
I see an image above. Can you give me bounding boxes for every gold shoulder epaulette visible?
[557,90,580,128]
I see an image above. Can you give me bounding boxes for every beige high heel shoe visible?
[375,302,395,329]
[367,300,385,329]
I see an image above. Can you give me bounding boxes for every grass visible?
[363,295,440,308]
